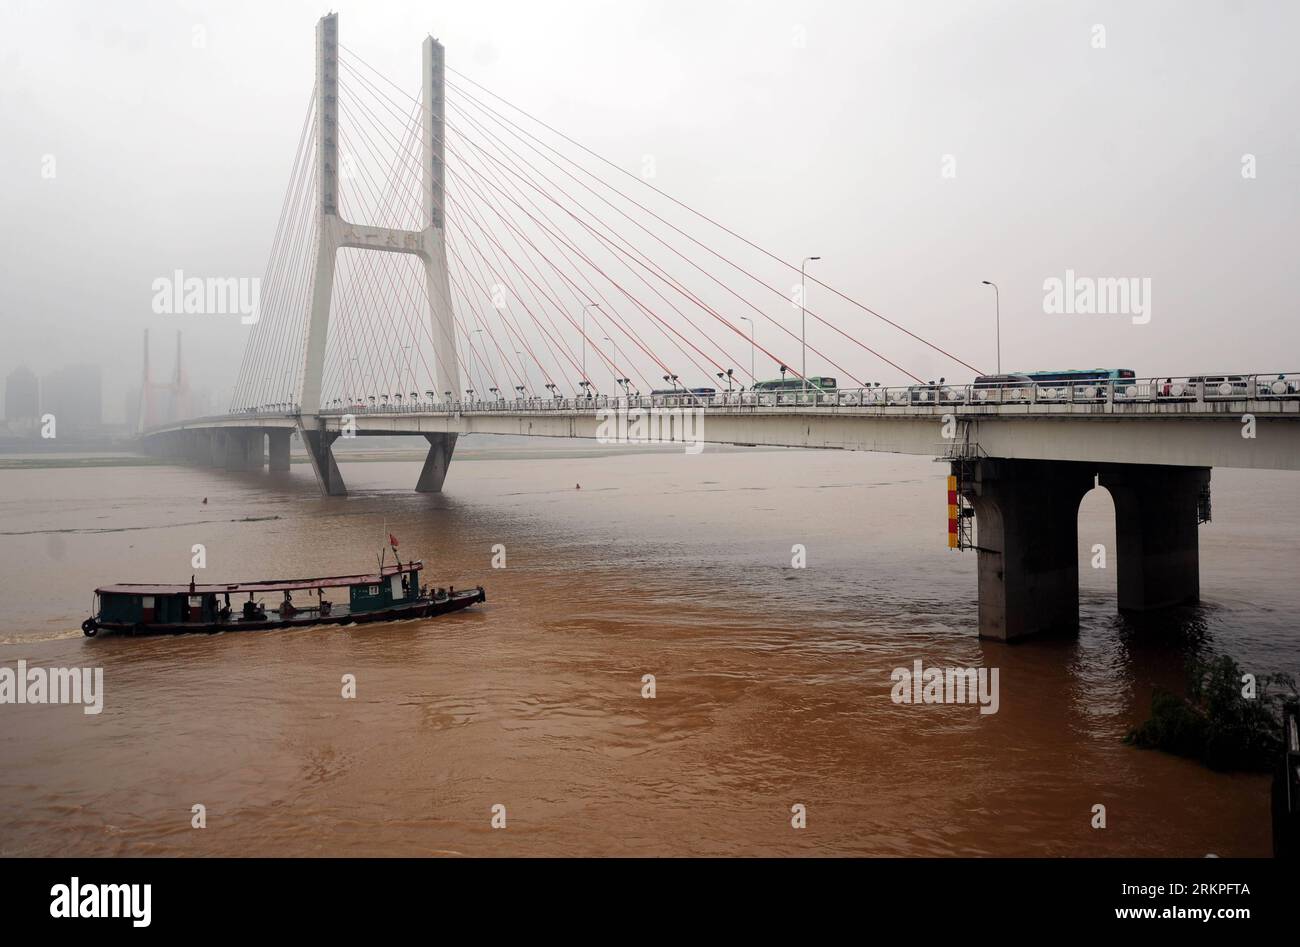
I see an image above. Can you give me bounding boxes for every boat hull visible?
[84,588,485,637]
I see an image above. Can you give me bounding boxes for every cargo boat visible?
[81,559,484,637]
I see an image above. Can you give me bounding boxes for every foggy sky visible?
[1,0,1297,421]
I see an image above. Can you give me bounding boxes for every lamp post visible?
[738,315,754,385]
[981,280,1001,375]
[514,350,529,395]
[603,336,620,393]
[470,328,485,394]
[582,303,600,390]
[801,256,820,394]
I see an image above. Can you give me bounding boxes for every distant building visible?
[137,329,191,429]
[42,364,103,432]
[4,366,39,428]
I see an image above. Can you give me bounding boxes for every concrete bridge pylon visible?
[295,13,460,497]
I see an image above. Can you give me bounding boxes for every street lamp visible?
[514,350,529,394]
[603,336,620,392]
[581,303,601,390]
[981,280,1001,375]
[738,315,755,385]
[801,256,821,394]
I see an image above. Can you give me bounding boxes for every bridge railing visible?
[253,371,1300,418]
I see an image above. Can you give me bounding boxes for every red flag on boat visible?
[388,533,399,549]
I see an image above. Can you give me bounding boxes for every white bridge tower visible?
[295,13,460,495]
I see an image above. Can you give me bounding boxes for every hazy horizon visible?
[2,0,1297,422]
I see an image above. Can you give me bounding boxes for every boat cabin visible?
[92,561,428,632]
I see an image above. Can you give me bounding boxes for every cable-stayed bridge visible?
[142,14,1300,640]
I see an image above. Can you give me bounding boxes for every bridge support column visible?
[250,431,265,469]
[208,430,225,467]
[415,433,457,493]
[300,425,346,496]
[961,458,1095,641]
[1100,465,1208,611]
[244,431,267,470]
[223,430,253,471]
[268,430,291,472]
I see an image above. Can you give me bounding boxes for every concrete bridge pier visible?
[960,458,1210,640]
[244,430,267,470]
[207,430,225,467]
[268,430,292,472]
[183,430,205,465]
[300,425,346,496]
[415,433,457,492]
[223,430,250,471]
[1099,465,1209,611]
[961,458,1096,641]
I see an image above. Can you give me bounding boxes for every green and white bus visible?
[751,376,838,393]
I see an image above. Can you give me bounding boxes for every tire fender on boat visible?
[81,619,99,637]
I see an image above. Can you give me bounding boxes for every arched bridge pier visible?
[956,458,1210,641]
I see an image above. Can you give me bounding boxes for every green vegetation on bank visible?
[1126,654,1297,771]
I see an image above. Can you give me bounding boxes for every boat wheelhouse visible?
[84,560,485,636]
